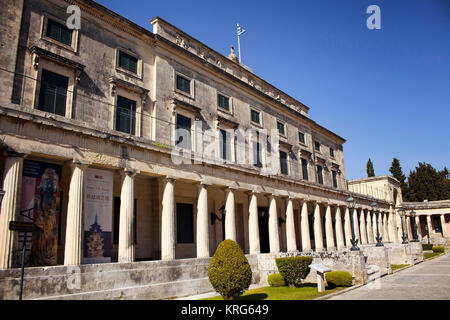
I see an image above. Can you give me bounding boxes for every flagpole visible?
[237,32,241,63]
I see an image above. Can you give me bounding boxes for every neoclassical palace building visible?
[0,0,447,297]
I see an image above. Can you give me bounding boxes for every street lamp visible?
[410,210,419,242]
[346,196,359,251]
[397,207,408,244]
[0,188,4,206]
[371,201,383,247]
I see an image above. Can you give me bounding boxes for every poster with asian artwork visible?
[83,168,113,264]
[20,160,62,267]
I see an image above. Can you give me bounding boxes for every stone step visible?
[33,277,213,300]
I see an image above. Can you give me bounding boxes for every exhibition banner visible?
[83,168,113,264]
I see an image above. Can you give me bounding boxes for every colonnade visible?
[0,155,403,269]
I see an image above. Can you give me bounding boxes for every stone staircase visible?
[0,258,214,300]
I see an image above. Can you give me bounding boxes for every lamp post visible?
[371,201,383,246]
[410,210,419,242]
[398,207,408,244]
[346,196,359,251]
[0,188,4,206]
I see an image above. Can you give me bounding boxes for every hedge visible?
[275,256,312,287]
[208,239,252,300]
[432,246,445,253]
[267,273,286,287]
[325,271,353,288]
[422,244,433,251]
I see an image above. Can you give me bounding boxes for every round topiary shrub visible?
[208,239,252,300]
[432,246,445,253]
[267,273,285,287]
[325,271,353,288]
[275,256,313,287]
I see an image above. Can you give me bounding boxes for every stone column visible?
[415,215,422,240]
[440,214,447,238]
[343,207,352,248]
[161,177,176,260]
[197,183,209,258]
[406,215,413,240]
[366,210,374,244]
[353,208,360,245]
[285,198,297,252]
[372,211,378,243]
[248,191,260,254]
[118,169,137,263]
[268,194,280,253]
[324,203,335,251]
[426,215,433,239]
[335,206,345,250]
[388,206,398,243]
[64,160,89,266]
[359,209,367,245]
[0,152,25,269]
[397,212,404,242]
[383,212,390,242]
[313,202,324,252]
[224,187,236,241]
[300,200,311,252]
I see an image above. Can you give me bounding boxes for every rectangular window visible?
[113,197,137,245]
[250,109,260,124]
[277,121,285,136]
[176,114,192,150]
[330,147,335,157]
[176,203,194,243]
[317,165,323,184]
[280,151,288,175]
[301,158,309,181]
[38,69,69,116]
[176,74,191,94]
[118,50,138,74]
[220,129,232,161]
[298,131,305,144]
[115,95,136,135]
[46,18,73,46]
[217,94,230,111]
[332,170,338,188]
[314,141,321,152]
[253,141,262,168]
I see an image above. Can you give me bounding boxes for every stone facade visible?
[0,0,438,299]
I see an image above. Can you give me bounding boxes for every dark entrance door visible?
[258,207,270,253]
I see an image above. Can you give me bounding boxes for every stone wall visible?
[385,242,423,265]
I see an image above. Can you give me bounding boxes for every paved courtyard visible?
[329,253,450,300]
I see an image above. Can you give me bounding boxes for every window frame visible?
[301,157,309,181]
[174,71,195,99]
[317,164,324,185]
[314,141,321,152]
[279,149,289,175]
[111,86,142,137]
[332,170,338,188]
[250,107,262,127]
[33,62,75,119]
[217,92,232,114]
[116,48,142,78]
[41,14,78,52]
[298,131,306,145]
[115,95,137,135]
[330,147,335,158]
[277,120,286,137]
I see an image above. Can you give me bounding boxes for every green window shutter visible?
[118,51,138,74]
[218,94,229,111]
[46,19,73,46]
[38,69,69,116]
[176,75,191,94]
[115,95,136,135]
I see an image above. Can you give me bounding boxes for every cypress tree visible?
[366,158,375,177]
[389,158,409,200]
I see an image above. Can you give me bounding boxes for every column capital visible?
[3,148,30,159]
[161,175,177,183]
[119,167,139,177]
[70,159,91,168]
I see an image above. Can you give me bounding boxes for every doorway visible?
[258,207,270,253]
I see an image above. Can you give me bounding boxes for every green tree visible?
[407,162,450,202]
[366,158,375,177]
[389,158,409,200]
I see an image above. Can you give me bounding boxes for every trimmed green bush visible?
[432,246,445,253]
[208,239,252,300]
[275,256,312,287]
[325,271,353,288]
[267,273,286,287]
[422,244,433,251]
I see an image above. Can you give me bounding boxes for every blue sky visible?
[96,0,450,180]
